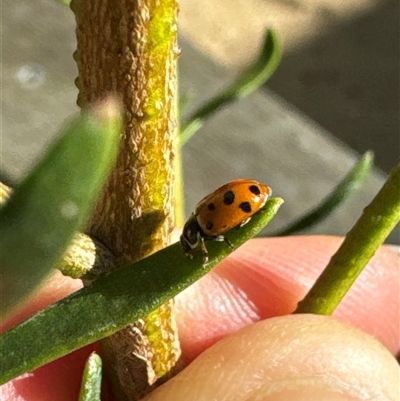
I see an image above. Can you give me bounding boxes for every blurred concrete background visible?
[1,0,399,243]
[179,0,399,174]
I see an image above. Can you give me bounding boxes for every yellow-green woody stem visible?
[71,0,180,399]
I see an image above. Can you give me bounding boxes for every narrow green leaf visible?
[0,198,283,385]
[179,28,282,145]
[295,161,400,314]
[273,151,374,236]
[79,353,102,401]
[0,98,122,320]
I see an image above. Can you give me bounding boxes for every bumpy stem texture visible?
[70,0,180,399]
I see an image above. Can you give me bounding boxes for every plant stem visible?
[295,161,400,314]
[71,0,179,399]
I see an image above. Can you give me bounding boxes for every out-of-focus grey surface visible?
[2,0,79,182]
[2,0,398,243]
[267,0,399,174]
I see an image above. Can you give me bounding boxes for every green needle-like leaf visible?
[0,98,122,320]
[295,161,400,314]
[179,28,282,146]
[79,353,102,401]
[0,198,283,385]
[273,151,374,236]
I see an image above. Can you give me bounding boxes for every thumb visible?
[144,315,399,401]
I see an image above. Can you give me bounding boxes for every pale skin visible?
[1,235,399,400]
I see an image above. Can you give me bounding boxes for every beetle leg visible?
[200,237,209,265]
[214,235,234,249]
[224,236,234,249]
[239,217,251,227]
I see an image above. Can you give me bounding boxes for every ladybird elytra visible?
[180,179,272,264]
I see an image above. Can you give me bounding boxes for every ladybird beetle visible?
[180,179,272,264]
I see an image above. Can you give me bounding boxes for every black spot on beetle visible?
[249,185,261,195]
[206,222,214,230]
[207,203,216,211]
[239,201,252,213]
[223,190,235,205]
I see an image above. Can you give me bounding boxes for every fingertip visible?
[145,315,399,401]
